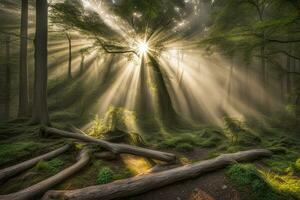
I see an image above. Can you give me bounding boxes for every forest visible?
[0,0,299,199]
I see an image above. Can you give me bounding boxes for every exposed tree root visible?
[42,127,176,162]
[0,148,90,200]
[0,144,71,184]
[42,149,272,200]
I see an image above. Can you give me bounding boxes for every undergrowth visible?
[226,164,295,200]
[0,141,45,166]
[96,165,132,185]
[35,158,65,173]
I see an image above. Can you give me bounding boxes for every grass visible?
[226,164,294,200]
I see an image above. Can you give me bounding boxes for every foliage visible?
[113,0,188,32]
[50,0,115,38]
[202,0,300,69]
[223,116,245,143]
[87,106,137,138]
[0,141,45,166]
[226,164,292,200]
[261,171,300,199]
[96,167,114,184]
[35,158,65,173]
[175,143,194,152]
[296,159,300,171]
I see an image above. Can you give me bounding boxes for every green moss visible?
[35,161,50,171]
[0,141,44,166]
[35,158,65,173]
[113,168,132,180]
[226,164,293,200]
[50,111,79,121]
[262,171,300,199]
[295,159,300,170]
[175,143,194,152]
[96,167,114,184]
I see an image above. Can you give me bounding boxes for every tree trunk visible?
[31,0,50,125]
[136,55,152,117]
[0,148,90,200]
[80,53,84,74]
[0,144,70,184]
[42,149,272,200]
[286,54,291,97]
[41,127,176,162]
[148,55,179,125]
[18,0,29,118]
[0,36,10,121]
[66,33,72,79]
[227,56,234,105]
[260,46,268,111]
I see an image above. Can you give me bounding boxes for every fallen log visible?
[42,149,272,200]
[42,127,176,162]
[0,144,71,184]
[0,148,90,200]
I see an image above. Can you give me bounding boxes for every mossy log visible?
[0,144,71,184]
[42,127,176,162]
[0,148,90,200]
[42,149,272,200]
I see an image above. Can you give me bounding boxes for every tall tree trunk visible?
[66,33,72,79]
[280,74,285,103]
[18,0,29,117]
[0,36,10,121]
[136,55,152,118]
[286,54,291,97]
[148,55,179,125]
[227,56,234,105]
[31,0,50,125]
[80,53,84,74]
[260,46,267,101]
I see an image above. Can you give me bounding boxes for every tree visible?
[31,0,50,125]
[18,0,29,117]
[65,32,72,79]
[202,0,300,111]
[0,35,10,121]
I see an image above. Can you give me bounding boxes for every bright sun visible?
[137,41,149,55]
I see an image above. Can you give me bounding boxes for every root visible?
[42,149,272,200]
[0,148,90,200]
[0,144,71,184]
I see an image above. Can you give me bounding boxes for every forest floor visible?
[0,113,300,200]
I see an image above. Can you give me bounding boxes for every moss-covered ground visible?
[0,110,299,199]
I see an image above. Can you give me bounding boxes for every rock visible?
[222,185,228,190]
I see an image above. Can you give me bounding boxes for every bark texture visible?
[0,36,10,121]
[66,33,72,79]
[18,0,29,117]
[42,149,272,200]
[0,148,90,200]
[31,0,50,125]
[42,127,176,162]
[0,144,70,184]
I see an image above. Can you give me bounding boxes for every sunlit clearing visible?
[121,155,152,174]
[260,170,300,198]
[137,41,149,55]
